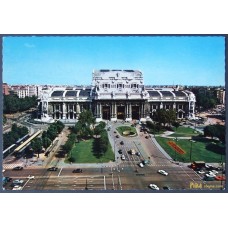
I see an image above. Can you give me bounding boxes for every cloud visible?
[24,43,35,48]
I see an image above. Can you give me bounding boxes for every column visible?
[62,103,66,119]
[129,103,132,118]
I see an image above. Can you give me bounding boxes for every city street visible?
[2,120,225,191]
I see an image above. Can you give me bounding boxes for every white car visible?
[210,170,218,175]
[149,184,159,190]
[157,170,168,176]
[197,170,205,174]
[206,173,216,178]
[138,163,144,168]
[13,179,24,184]
[121,155,125,160]
[27,175,35,179]
[12,185,23,190]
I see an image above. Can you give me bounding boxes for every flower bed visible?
[167,141,186,154]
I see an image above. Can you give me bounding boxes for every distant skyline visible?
[2,36,225,86]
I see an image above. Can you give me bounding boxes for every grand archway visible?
[117,106,125,119]
[102,106,111,120]
[132,106,140,120]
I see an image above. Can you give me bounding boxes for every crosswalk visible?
[3,162,24,169]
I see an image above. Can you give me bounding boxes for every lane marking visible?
[118,175,122,190]
[104,176,106,190]
[58,168,63,177]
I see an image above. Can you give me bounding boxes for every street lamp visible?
[189,139,196,162]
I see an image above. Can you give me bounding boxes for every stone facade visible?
[38,70,196,122]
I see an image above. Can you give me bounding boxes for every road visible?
[2,120,226,191]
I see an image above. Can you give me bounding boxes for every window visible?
[153,105,157,109]
[179,104,183,109]
[165,105,170,109]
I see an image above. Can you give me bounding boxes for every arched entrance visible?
[132,106,140,119]
[103,106,111,120]
[117,106,125,119]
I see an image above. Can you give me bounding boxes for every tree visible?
[173,121,180,131]
[75,110,95,139]
[42,137,52,149]
[31,138,43,158]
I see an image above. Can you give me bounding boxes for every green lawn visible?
[65,138,115,163]
[171,126,200,137]
[116,125,137,136]
[155,136,225,163]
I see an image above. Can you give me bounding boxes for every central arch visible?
[102,106,111,120]
[132,106,140,119]
[117,106,125,119]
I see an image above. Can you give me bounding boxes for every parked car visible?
[12,166,23,171]
[205,164,213,170]
[13,179,24,184]
[121,155,126,160]
[157,170,168,176]
[149,184,159,190]
[118,149,123,154]
[129,149,136,155]
[47,167,58,171]
[197,170,205,174]
[205,173,216,178]
[163,186,171,190]
[72,169,82,173]
[138,162,144,168]
[116,135,119,138]
[210,170,218,175]
[120,141,124,145]
[136,152,141,156]
[4,177,12,182]
[12,185,23,190]
[27,175,35,179]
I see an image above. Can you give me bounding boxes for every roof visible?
[173,91,186,97]
[51,91,64,97]
[148,91,160,97]
[160,91,173,97]
[65,91,77,97]
[79,89,90,97]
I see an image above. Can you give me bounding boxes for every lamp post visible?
[173,137,178,161]
[189,139,196,162]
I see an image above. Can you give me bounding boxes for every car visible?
[205,164,213,170]
[116,135,119,138]
[12,166,23,171]
[118,149,123,154]
[215,176,226,181]
[27,175,35,179]
[121,155,125,160]
[197,170,205,174]
[120,141,124,145]
[114,131,116,133]
[149,184,159,190]
[208,171,217,177]
[129,149,136,155]
[157,170,168,176]
[163,186,171,190]
[205,173,216,178]
[72,169,82,173]
[5,177,12,182]
[136,152,141,156]
[13,179,24,184]
[138,162,144,168]
[12,185,23,190]
[47,167,58,171]
[145,135,149,139]
[210,170,219,175]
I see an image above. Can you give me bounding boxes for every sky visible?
[2,36,225,86]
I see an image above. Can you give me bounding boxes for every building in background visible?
[38,69,196,122]
[2,83,10,95]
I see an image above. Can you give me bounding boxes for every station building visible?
[38,70,196,122]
